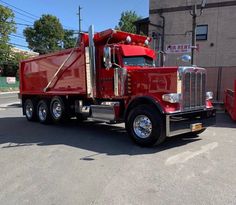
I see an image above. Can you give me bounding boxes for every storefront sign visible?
[166,44,199,54]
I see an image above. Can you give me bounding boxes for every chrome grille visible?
[182,68,206,110]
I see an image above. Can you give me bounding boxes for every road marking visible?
[165,142,218,166]
[0,108,6,111]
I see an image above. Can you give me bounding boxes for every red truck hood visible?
[126,66,178,94]
[126,66,179,112]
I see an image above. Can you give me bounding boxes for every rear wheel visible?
[24,99,36,121]
[37,100,51,124]
[50,96,68,123]
[126,105,165,147]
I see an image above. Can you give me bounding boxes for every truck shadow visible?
[0,117,201,156]
[215,112,236,128]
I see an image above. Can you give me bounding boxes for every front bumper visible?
[166,109,216,137]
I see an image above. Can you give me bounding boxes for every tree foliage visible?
[23,14,65,54]
[63,29,77,49]
[0,5,16,64]
[0,51,29,77]
[1,52,29,77]
[115,10,141,34]
[23,15,77,54]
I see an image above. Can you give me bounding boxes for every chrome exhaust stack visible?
[88,25,96,98]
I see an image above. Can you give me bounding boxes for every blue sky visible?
[0,0,149,50]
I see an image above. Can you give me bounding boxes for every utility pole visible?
[191,4,197,65]
[189,0,207,65]
[77,6,82,33]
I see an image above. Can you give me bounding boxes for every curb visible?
[0,91,20,95]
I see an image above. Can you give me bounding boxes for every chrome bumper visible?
[166,109,216,137]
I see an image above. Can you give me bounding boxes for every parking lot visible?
[0,97,236,205]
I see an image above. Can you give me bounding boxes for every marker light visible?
[126,36,131,44]
[206,91,213,100]
[144,39,149,46]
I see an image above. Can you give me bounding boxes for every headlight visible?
[206,91,213,100]
[162,93,181,103]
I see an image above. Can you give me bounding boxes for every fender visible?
[124,96,165,122]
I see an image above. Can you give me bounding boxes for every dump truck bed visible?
[20,47,87,96]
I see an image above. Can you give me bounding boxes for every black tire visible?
[126,105,166,147]
[24,99,37,121]
[37,99,51,124]
[50,96,68,123]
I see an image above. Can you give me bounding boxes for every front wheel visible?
[126,105,165,147]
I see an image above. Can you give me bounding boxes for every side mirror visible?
[103,47,112,69]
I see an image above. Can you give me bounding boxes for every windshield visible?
[123,56,155,67]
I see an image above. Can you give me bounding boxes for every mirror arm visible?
[113,63,122,69]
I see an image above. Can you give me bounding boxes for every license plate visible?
[191,123,203,132]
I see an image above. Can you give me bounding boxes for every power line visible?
[1,42,68,54]
[0,1,77,30]
[0,0,38,19]
[12,9,37,20]
[0,40,28,49]
[10,34,25,39]
[0,5,37,21]
[15,17,34,24]
[15,22,32,27]
[8,42,63,53]
[0,20,32,27]
[9,42,28,48]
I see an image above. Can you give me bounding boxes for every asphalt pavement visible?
[0,94,235,205]
[0,92,20,106]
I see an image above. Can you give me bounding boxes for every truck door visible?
[98,48,119,98]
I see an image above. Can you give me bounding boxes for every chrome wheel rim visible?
[26,102,33,118]
[52,101,62,119]
[133,115,152,139]
[38,103,47,121]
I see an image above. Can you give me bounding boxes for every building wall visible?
[149,0,236,67]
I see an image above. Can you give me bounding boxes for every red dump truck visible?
[19,26,216,146]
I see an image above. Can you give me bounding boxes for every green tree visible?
[63,29,77,49]
[10,52,29,78]
[0,51,29,77]
[24,14,65,54]
[0,5,16,64]
[115,10,141,34]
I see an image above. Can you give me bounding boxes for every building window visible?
[196,25,208,41]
